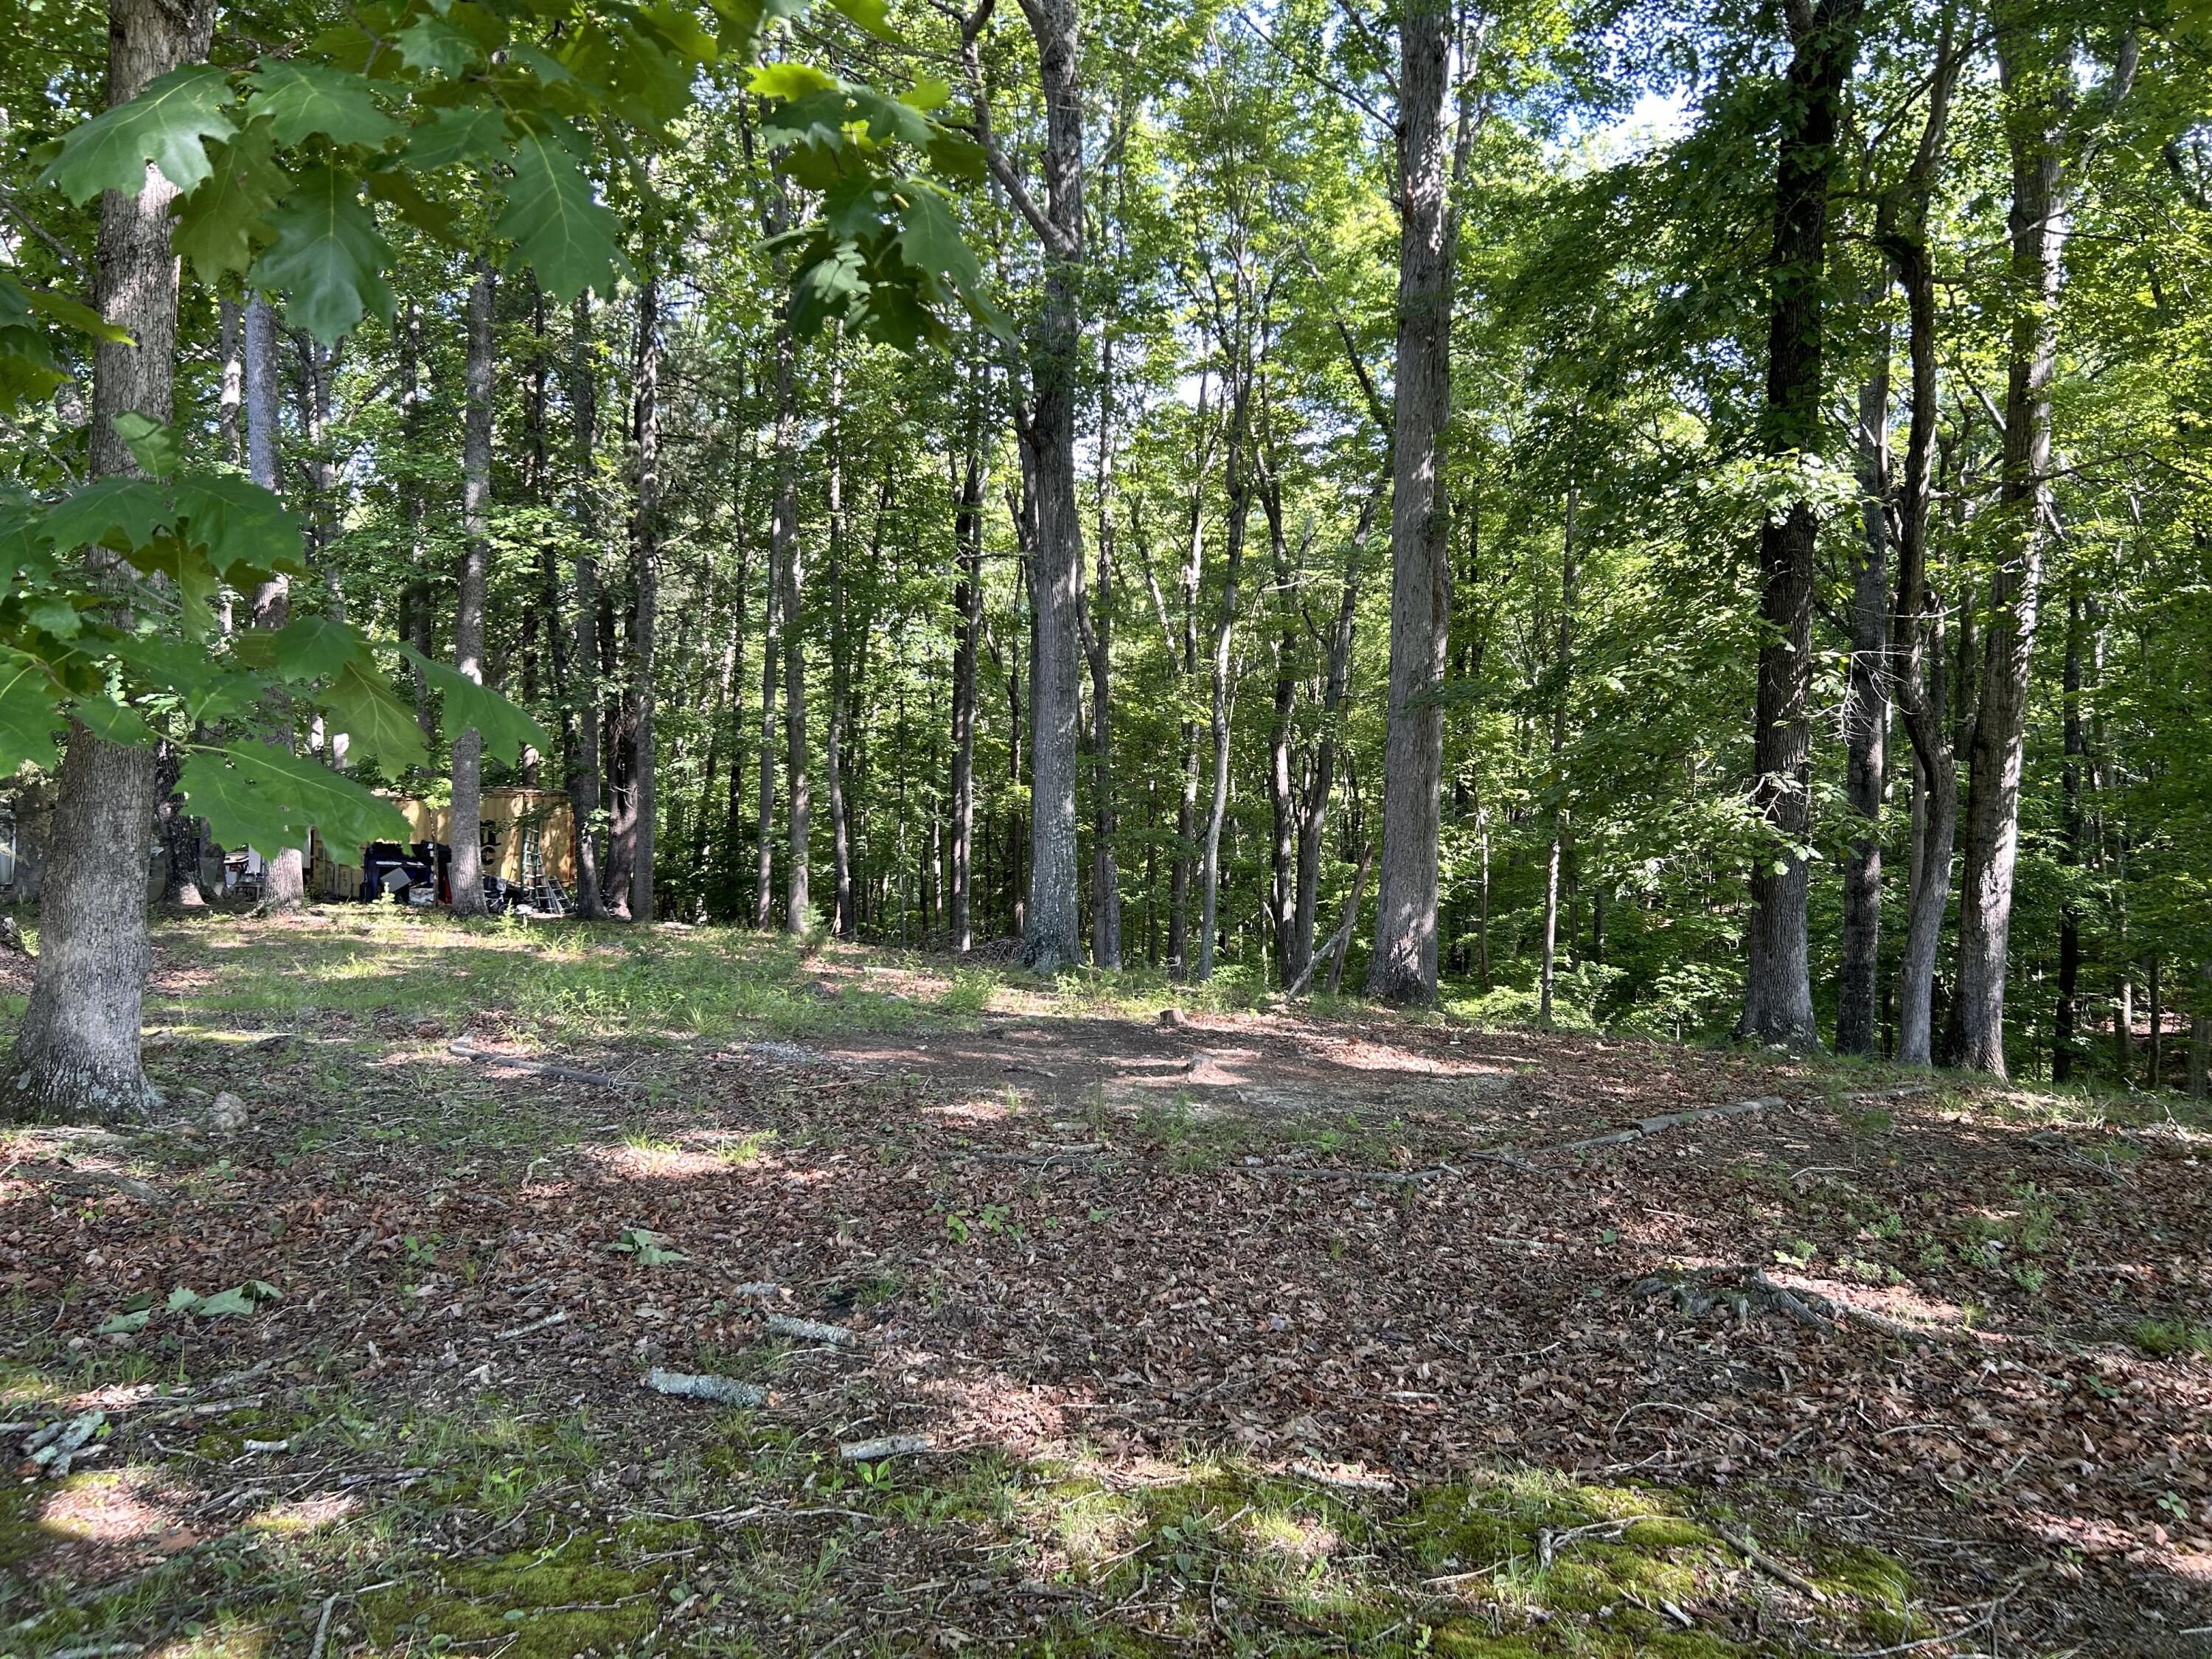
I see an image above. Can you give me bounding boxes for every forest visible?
[1,0,2210,1653]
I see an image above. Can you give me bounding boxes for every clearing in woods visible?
[4,909,2209,1657]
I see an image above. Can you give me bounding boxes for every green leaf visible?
[399,647,549,764]
[248,61,400,150]
[397,16,484,78]
[496,128,624,303]
[902,75,951,113]
[0,649,63,773]
[171,473,305,584]
[97,1309,152,1335]
[119,532,223,639]
[251,166,396,344]
[178,742,410,858]
[323,657,428,771]
[111,413,181,479]
[166,1285,198,1312]
[41,64,235,201]
[171,121,285,285]
[827,0,895,38]
[186,1285,256,1318]
[232,614,367,684]
[22,288,133,344]
[104,633,262,723]
[43,476,170,553]
[748,61,838,100]
[365,170,462,246]
[68,690,154,748]
[404,105,509,171]
[894,184,983,295]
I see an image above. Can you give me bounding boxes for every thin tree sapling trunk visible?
[625,276,661,922]
[566,295,607,917]
[1837,322,1893,1055]
[449,258,495,919]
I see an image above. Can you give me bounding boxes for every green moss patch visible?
[360,1534,673,1659]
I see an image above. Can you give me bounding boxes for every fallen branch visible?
[839,1434,931,1461]
[643,1368,768,1407]
[1290,1461,1396,1495]
[12,1160,165,1204]
[1557,1096,1784,1154]
[765,1313,855,1346]
[449,1040,631,1089]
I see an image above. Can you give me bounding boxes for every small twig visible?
[305,1596,338,1659]
[495,1310,568,1340]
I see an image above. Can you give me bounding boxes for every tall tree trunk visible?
[2190,959,2209,1101]
[2053,585,2085,1079]
[243,293,305,908]
[780,370,810,935]
[1946,24,2134,1073]
[449,259,495,919]
[949,411,985,953]
[1197,362,1253,983]
[565,295,607,917]
[625,277,661,922]
[1883,22,1958,1068]
[824,361,855,939]
[1736,0,1862,1048]
[217,294,243,466]
[1265,497,1297,990]
[8,0,215,1123]
[1290,490,1373,984]
[1837,330,1893,1055]
[757,335,795,928]
[1539,485,1577,1026]
[1082,343,1122,968]
[1367,0,1455,1004]
[1012,0,1087,971]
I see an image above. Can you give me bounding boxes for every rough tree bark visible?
[1734,0,1862,1048]
[7,0,215,1124]
[1366,0,1456,1004]
[448,258,495,919]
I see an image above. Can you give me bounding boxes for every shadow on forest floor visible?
[4,909,2210,1656]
